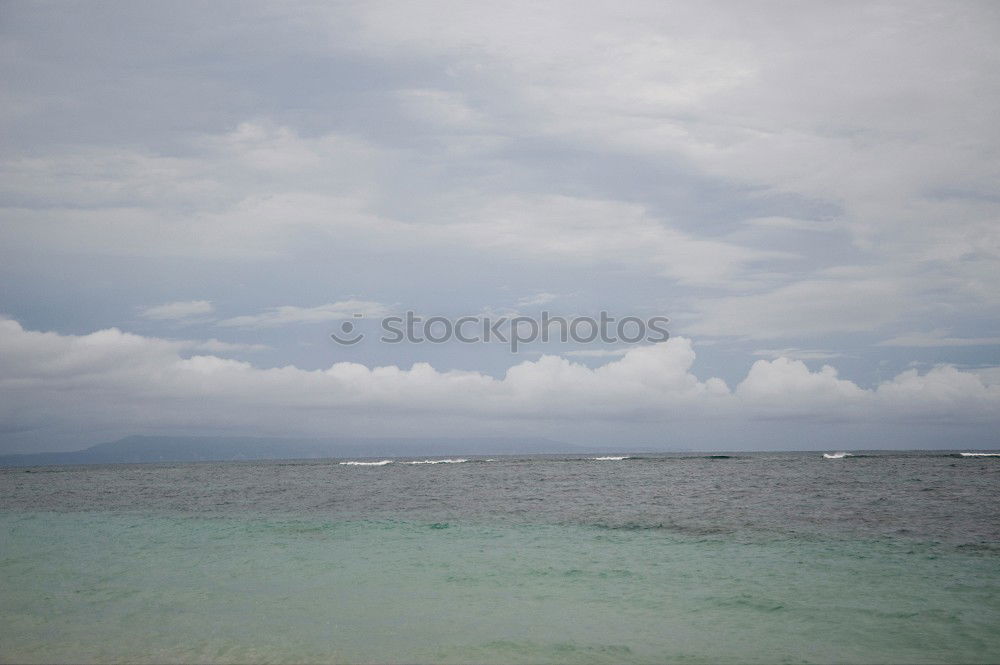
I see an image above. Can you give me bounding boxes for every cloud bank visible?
[2,318,997,450]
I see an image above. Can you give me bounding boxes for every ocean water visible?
[1,452,999,663]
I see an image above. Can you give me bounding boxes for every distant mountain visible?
[0,435,593,467]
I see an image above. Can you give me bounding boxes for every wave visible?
[338,460,394,466]
[823,452,853,459]
[958,452,1000,457]
[405,458,468,464]
[589,456,631,461]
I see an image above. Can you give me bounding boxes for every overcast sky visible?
[2,1,999,452]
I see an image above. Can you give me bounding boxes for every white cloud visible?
[970,367,1000,387]
[217,300,392,328]
[736,358,868,410]
[140,300,214,321]
[1,318,997,446]
[874,365,1000,418]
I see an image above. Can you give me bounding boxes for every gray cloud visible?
[140,301,214,321]
[1,2,998,449]
[217,300,391,329]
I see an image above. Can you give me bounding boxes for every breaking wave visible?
[338,460,394,466]
[406,459,468,465]
[823,452,853,459]
[589,456,631,461]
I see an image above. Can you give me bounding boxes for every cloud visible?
[752,348,848,361]
[216,300,391,328]
[742,217,838,233]
[1,1,999,408]
[874,365,1000,417]
[189,339,270,353]
[970,367,1000,386]
[1,318,997,448]
[449,194,782,286]
[736,358,868,411]
[688,275,907,339]
[4,1,998,339]
[140,300,214,321]
[330,1,1000,334]
[395,89,488,131]
[878,330,1000,348]
[516,292,559,307]
[0,125,774,287]
[564,348,629,358]
[0,125,395,260]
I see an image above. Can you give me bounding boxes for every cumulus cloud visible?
[140,300,214,321]
[736,358,868,411]
[1,318,997,447]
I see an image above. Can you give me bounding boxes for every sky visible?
[1,1,999,452]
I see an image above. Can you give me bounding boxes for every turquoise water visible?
[1,454,999,663]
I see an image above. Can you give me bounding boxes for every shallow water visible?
[2,452,999,663]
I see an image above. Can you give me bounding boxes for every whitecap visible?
[959,452,1000,457]
[405,459,468,465]
[338,460,394,466]
[823,452,852,459]
[589,455,631,461]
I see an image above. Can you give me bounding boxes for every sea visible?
[1,451,998,663]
